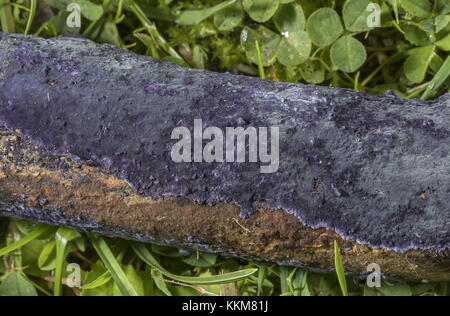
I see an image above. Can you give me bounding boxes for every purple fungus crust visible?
[0,33,449,254]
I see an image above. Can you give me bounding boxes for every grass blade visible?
[132,243,257,285]
[0,225,53,257]
[54,228,82,296]
[24,0,37,35]
[255,40,265,80]
[334,241,348,297]
[279,266,290,295]
[134,33,161,59]
[88,234,139,296]
[422,55,450,100]
[151,269,172,296]
[257,263,267,296]
[81,272,112,290]
[54,229,69,296]
[128,0,183,60]
[176,0,236,26]
[0,0,15,33]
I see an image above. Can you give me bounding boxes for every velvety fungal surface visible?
[0,33,449,252]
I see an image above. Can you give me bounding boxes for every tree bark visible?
[0,33,449,281]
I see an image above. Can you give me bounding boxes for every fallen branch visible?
[0,33,449,281]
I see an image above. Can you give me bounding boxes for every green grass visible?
[0,0,450,296]
[334,241,348,297]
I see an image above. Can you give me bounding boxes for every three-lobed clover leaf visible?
[330,35,367,73]
[306,7,344,48]
[241,25,282,66]
[242,0,280,23]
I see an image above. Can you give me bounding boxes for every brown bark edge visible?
[0,125,449,282]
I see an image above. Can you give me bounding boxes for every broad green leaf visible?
[277,64,303,82]
[419,15,450,33]
[152,269,172,296]
[79,0,104,21]
[88,234,139,296]
[404,45,435,83]
[437,32,450,50]
[177,0,237,26]
[46,10,70,35]
[343,0,374,32]
[422,55,450,99]
[44,0,103,21]
[18,239,51,279]
[300,60,326,84]
[307,8,344,47]
[402,23,433,46]
[330,36,367,73]
[0,272,38,296]
[132,243,257,285]
[273,3,306,33]
[243,0,280,23]
[430,53,444,73]
[334,241,348,297]
[436,0,450,14]
[214,0,244,31]
[38,240,56,271]
[277,30,311,66]
[399,0,433,18]
[98,21,122,46]
[241,25,282,66]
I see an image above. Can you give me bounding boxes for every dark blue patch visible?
[0,34,449,252]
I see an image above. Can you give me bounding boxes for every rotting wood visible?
[0,33,449,281]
